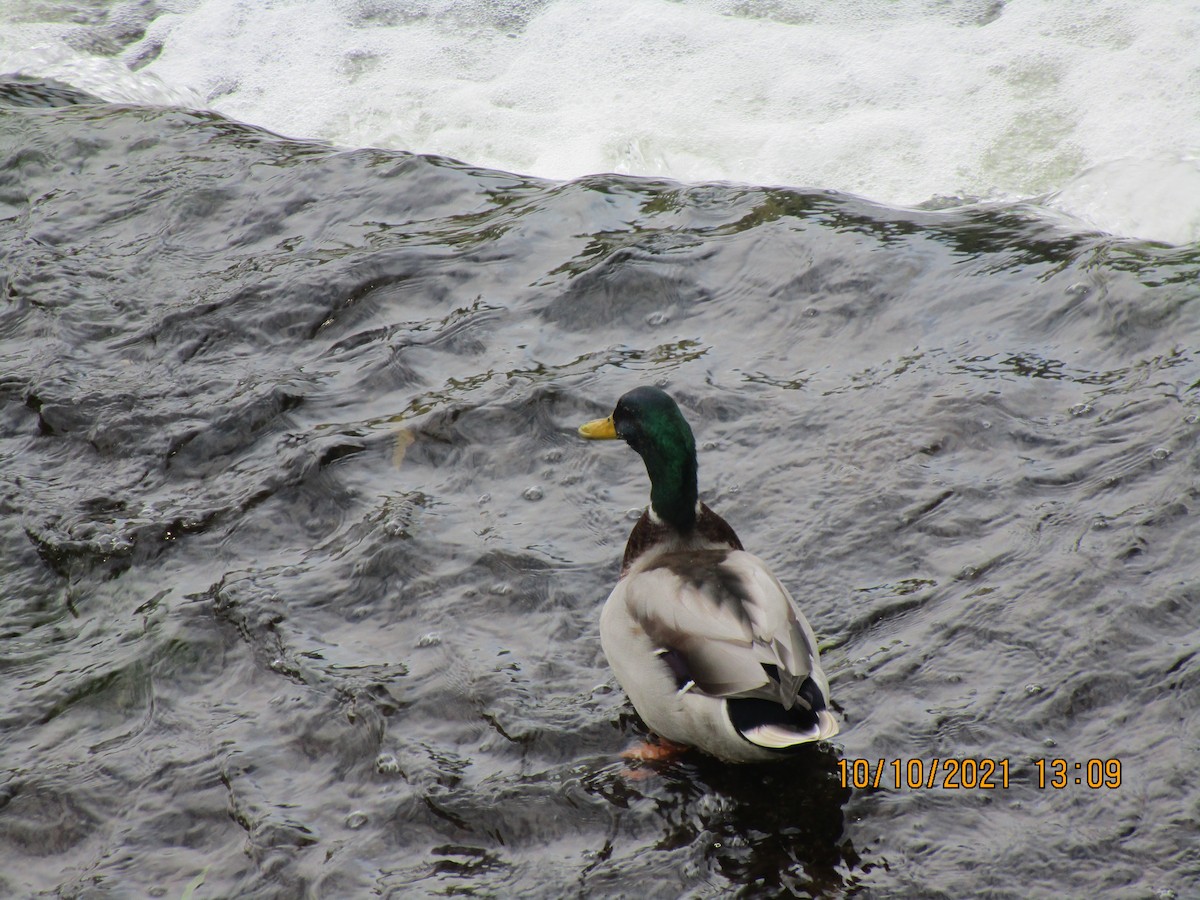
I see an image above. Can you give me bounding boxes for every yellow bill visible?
[578,415,618,439]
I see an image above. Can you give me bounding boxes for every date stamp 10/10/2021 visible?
[836,758,1123,790]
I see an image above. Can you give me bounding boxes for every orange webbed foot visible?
[621,736,690,762]
[618,736,691,778]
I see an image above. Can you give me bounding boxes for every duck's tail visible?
[727,696,840,749]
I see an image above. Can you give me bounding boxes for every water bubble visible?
[478,493,492,505]
[980,420,992,430]
[97,532,129,554]
[416,632,442,648]
[1151,447,1171,461]
[696,794,729,817]
[626,508,643,520]
[1068,403,1093,417]
[1024,683,1044,695]
[1186,414,1199,425]
[345,810,368,829]
[645,310,670,326]
[1066,282,1090,296]
[702,440,719,450]
[803,307,819,317]
[522,486,544,501]
[382,516,409,538]
[376,753,401,775]
[1042,737,1058,748]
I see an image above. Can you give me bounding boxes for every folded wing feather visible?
[624,549,818,708]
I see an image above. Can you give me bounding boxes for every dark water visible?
[1,79,1198,898]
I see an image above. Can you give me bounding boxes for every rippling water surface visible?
[2,78,1199,898]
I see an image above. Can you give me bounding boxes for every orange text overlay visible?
[837,758,1122,790]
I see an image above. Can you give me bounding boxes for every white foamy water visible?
[3,0,1200,243]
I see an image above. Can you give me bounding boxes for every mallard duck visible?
[579,386,839,763]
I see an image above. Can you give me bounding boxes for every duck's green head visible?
[579,386,698,532]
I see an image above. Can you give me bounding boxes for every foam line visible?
[1,0,1198,243]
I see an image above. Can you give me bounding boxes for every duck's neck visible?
[642,447,698,534]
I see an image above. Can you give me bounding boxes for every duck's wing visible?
[622,548,827,711]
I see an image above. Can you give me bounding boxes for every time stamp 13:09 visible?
[836,758,1123,790]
